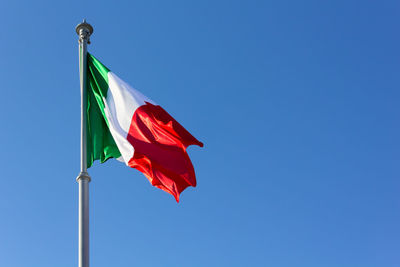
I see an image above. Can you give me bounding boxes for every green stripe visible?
[86,53,121,168]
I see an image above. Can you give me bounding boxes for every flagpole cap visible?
[76,19,93,35]
[76,19,93,43]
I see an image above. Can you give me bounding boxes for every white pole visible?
[75,19,93,267]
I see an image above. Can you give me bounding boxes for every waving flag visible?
[86,53,203,201]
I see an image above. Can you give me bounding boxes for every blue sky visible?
[0,0,399,266]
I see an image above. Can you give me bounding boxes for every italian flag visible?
[86,53,203,202]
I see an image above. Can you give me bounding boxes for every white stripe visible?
[102,72,155,164]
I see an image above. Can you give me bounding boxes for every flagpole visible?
[76,19,93,267]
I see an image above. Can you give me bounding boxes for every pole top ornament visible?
[76,19,93,44]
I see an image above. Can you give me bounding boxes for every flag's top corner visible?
[88,53,110,76]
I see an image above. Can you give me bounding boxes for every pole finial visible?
[76,20,93,44]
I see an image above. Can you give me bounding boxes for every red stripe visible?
[126,102,203,202]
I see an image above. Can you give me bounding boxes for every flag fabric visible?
[86,53,203,202]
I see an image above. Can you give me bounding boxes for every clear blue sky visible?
[0,0,398,266]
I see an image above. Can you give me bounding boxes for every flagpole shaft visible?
[76,20,93,267]
[78,176,90,267]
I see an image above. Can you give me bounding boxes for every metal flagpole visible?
[75,19,93,267]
